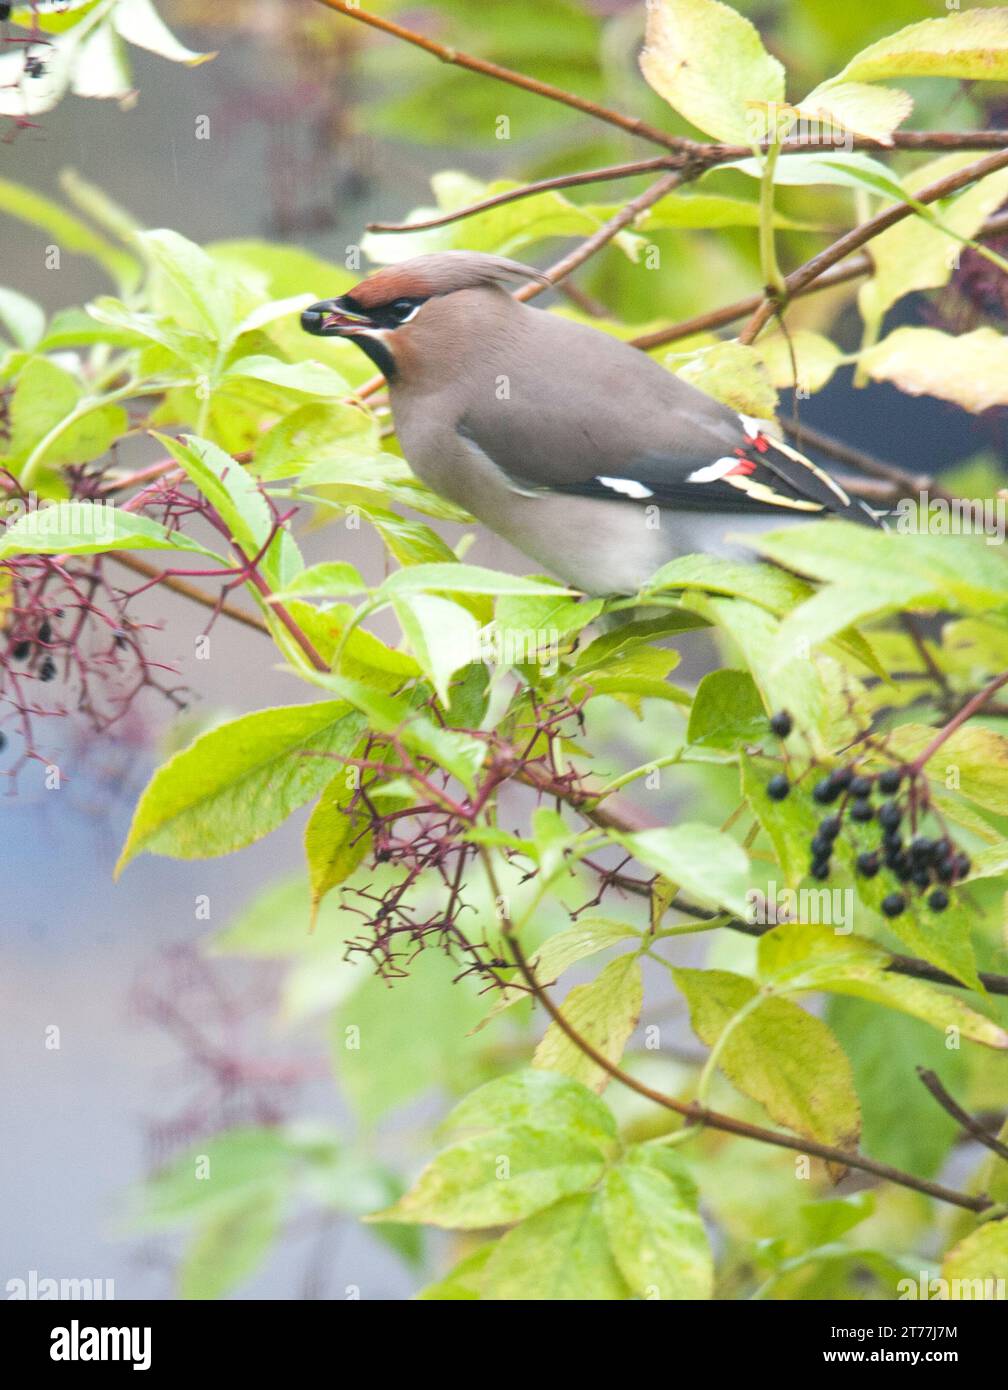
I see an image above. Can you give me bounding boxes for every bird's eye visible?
[388,297,422,321]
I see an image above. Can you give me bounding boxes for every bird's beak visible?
[300,297,377,337]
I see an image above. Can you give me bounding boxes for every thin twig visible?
[515,172,683,302]
[918,1068,1008,1162]
[108,553,270,635]
[909,670,1008,774]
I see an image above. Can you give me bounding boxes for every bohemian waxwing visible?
[301,251,876,596]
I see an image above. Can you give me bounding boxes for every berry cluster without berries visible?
[764,711,970,919]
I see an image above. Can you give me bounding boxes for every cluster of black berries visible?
[765,711,970,919]
[7,619,56,681]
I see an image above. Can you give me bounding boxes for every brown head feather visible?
[348,252,548,308]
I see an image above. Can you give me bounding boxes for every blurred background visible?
[3,0,1006,1299]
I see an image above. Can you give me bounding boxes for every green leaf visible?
[319,676,487,791]
[790,80,913,145]
[372,1123,608,1230]
[125,1127,292,1230]
[673,965,862,1157]
[888,723,1008,816]
[115,701,365,872]
[861,327,1008,414]
[178,1191,281,1300]
[688,669,766,750]
[644,553,811,614]
[617,822,752,916]
[303,769,375,930]
[419,1245,493,1300]
[138,228,239,341]
[153,432,294,584]
[390,591,481,704]
[532,954,643,1092]
[0,502,215,561]
[441,1070,618,1150]
[378,563,575,598]
[757,922,1005,1047]
[669,340,778,418]
[254,401,380,481]
[756,330,844,395]
[942,1220,1008,1292]
[603,1147,713,1300]
[223,355,349,399]
[834,9,1008,84]
[0,287,45,350]
[270,561,367,600]
[742,752,822,888]
[827,995,964,1179]
[480,919,642,1027]
[480,1192,631,1300]
[640,0,785,143]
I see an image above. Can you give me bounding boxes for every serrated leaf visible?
[618,823,752,916]
[480,1192,631,1300]
[672,965,862,1157]
[116,701,364,872]
[942,1220,1008,1293]
[834,9,1008,84]
[861,327,1008,414]
[533,954,643,1092]
[688,668,766,750]
[640,0,785,143]
[602,1147,713,1300]
[0,502,216,560]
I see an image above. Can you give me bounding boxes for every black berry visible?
[877,800,902,831]
[810,858,831,880]
[819,815,841,841]
[769,710,792,738]
[935,857,955,883]
[928,889,950,912]
[829,766,854,792]
[953,853,971,881]
[883,828,903,851]
[878,767,903,795]
[909,836,936,863]
[856,851,879,878]
[766,774,790,801]
[811,833,832,859]
[39,657,56,682]
[912,867,931,889]
[850,798,874,823]
[38,620,52,645]
[850,775,874,798]
[812,778,839,805]
[894,855,914,882]
[881,892,906,918]
[11,639,31,661]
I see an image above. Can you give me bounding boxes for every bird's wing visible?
[456,307,879,524]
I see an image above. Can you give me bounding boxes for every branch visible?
[909,669,1008,774]
[107,553,270,635]
[478,845,993,1214]
[366,157,681,233]
[739,147,1008,343]
[313,0,696,153]
[515,172,683,301]
[918,1068,1008,1162]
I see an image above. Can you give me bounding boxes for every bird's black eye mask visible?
[300,293,427,337]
